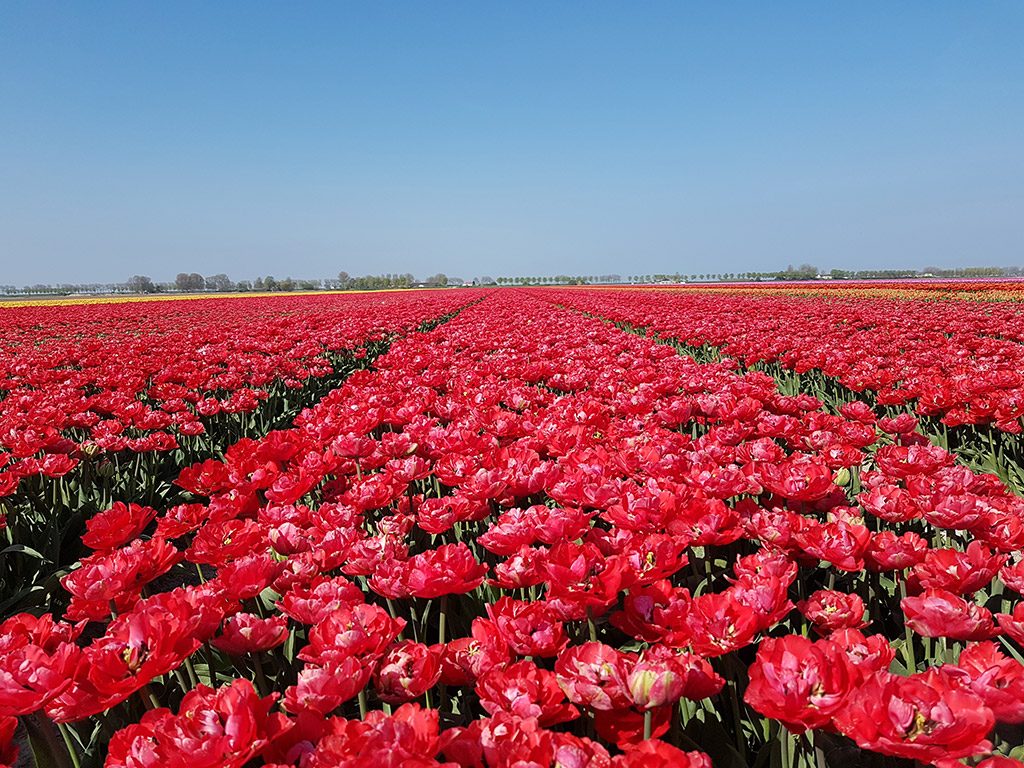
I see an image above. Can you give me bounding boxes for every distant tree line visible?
[116,272,463,295]
[828,266,1024,280]
[489,275,624,285]
[4,264,1024,297]
[121,274,328,295]
[333,272,456,290]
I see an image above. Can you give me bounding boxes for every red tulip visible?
[476,660,579,726]
[106,679,290,768]
[593,705,672,748]
[626,646,723,709]
[613,740,712,768]
[81,502,158,551]
[311,702,443,767]
[864,530,929,571]
[828,629,895,683]
[437,617,510,685]
[911,542,1005,595]
[745,635,855,732]
[0,613,81,716]
[0,716,17,768]
[284,656,372,715]
[798,589,868,634]
[399,542,488,599]
[833,670,994,762]
[755,454,835,501]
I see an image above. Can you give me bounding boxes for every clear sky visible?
[2,2,1022,285]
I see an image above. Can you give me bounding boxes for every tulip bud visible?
[627,661,684,709]
[834,467,851,487]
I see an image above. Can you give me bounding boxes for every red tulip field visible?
[2,284,1024,768]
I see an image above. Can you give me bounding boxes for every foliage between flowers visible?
[0,287,1023,767]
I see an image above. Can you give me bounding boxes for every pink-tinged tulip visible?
[211,613,288,655]
[996,601,1024,644]
[284,656,372,715]
[942,641,1024,723]
[626,646,723,709]
[902,590,998,641]
[373,641,441,704]
[555,642,633,711]
[486,597,568,658]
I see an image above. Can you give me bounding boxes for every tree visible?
[126,275,156,293]
[424,273,448,287]
[175,272,205,292]
[206,273,233,292]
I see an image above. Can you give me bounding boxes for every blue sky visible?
[1,2,1022,284]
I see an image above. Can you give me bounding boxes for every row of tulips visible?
[0,291,480,493]
[2,289,1024,766]
[639,278,1024,301]
[539,287,1024,433]
[0,291,479,618]
[540,287,1024,498]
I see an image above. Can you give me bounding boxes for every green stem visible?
[139,683,160,711]
[253,653,270,697]
[57,722,82,768]
[183,655,200,688]
[24,714,73,768]
[779,725,793,768]
[727,680,748,763]
[439,594,449,646]
[899,577,917,672]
